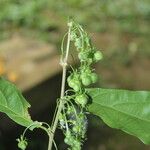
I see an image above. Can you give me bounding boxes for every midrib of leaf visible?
[91,101,150,124]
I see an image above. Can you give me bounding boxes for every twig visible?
[48,21,72,150]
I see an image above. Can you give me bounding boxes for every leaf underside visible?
[87,88,150,145]
[0,77,33,127]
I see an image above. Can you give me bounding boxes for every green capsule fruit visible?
[67,75,73,83]
[88,58,93,64]
[78,51,88,61]
[73,140,81,149]
[81,74,92,86]
[18,141,27,150]
[80,66,91,74]
[68,79,74,87]
[68,79,81,92]
[72,126,79,133]
[73,83,80,92]
[82,77,91,86]
[67,106,74,114]
[94,51,103,61]
[91,73,98,83]
[66,130,71,137]
[64,137,72,145]
[75,94,88,107]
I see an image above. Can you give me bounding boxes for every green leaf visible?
[87,88,150,145]
[0,77,33,127]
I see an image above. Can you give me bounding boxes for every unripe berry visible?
[94,51,103,61]
[81,74,92,86]
[67,75,81,91]
[78,51,88,61]
[75,94,88,107]
[91,73,98,83]
[18,141,27,150]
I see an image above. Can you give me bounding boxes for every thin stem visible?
[48,21,72,150]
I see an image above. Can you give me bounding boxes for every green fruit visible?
[78,51,88,61]
[68,79,81,91]
[82,77,91,86]
[67,72,81,92]
[67,75,73,83]
[84,66,92,74]
[75,94,88,107]
[64,137,72,145]
[68,80,74,87]
[67,106,74,114]
[72,140,81,150]
[18,141,27,150]
[88,58,93,64]
[64,138,69,144]
[72,126,78,133]
[81,74,92,86]
[94,51,103,61]
[73,84,80,92]
[91,73,98,83]
[73,140,81,147]
[66,130,71,137]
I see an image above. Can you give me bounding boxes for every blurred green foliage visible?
[0,0,149,56]
[0,0,149,32]
[0,0,53,30]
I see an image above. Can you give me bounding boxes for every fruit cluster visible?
[59,21,103,150]
[59,105,87,150]
[67,22,103,107]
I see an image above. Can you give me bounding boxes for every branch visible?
[48,21,72,150]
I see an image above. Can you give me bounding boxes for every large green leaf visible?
[87,88,150,145]
[0,77,33,127]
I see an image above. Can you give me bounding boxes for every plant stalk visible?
[48,21,72,150]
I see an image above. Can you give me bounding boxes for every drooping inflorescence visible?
[59,21,103,150]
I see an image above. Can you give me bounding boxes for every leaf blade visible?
[87,88,150,145]
[0,77,33,127]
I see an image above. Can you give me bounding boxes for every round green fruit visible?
[75,94,88,107]
[68,79,81,92]
[72,126,79,133]
[73,84,80,92]
[18,141,27,150]
[91,73,98,83]
[81,74,92,86]
[78,51,88,61]
[94,51,103,61]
